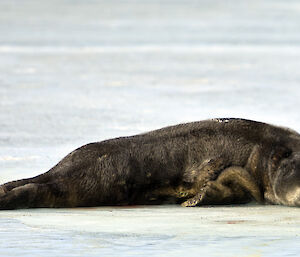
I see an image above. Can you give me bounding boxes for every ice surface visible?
[1,0,300,256]
[1,206,300,256]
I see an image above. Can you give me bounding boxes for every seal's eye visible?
[271,147,292,162]
[284,151,292,158]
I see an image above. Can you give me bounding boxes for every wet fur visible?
[1,118,300,209]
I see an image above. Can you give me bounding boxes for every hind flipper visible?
[0,186,6,198]
[0,183,70,210]
[0,178,34,198]
[0,171,52,198]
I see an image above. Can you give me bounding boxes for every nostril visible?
[284,151,292,158]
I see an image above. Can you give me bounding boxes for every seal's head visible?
[270,151,300,206]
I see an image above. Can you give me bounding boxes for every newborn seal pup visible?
[1,118,300,209]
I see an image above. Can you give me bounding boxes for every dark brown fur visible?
[1,118,300,209]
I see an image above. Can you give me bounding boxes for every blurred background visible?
[1,0,300,183]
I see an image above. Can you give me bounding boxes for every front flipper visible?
[183,156,229,186]
[182,166,263,207]
[149,157,229,203]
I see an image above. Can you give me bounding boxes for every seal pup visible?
[1,118,300,209]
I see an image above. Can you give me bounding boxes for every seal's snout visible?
[273,152,300,206]
[285,187,300,207]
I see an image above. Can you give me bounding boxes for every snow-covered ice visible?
[1,205,300,257]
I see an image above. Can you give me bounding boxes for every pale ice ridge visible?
[1,44,300,54]
[10,206,300,237]
[0,156,39,162]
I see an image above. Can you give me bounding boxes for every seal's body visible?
[1,118,300,209]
